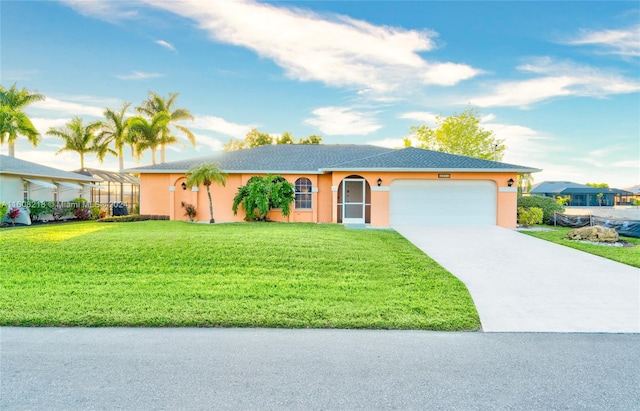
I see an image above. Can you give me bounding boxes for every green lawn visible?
[0,221,479,330]
[522,226,640,268]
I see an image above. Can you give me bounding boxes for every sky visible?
[1,0,639,188]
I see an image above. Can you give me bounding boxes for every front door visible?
[342,178,365,224]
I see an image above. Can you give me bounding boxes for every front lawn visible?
[522,226,640,268]
[0,221,479,330]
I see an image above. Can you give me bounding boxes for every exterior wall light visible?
[507,178,515,187]
[181,182,187,190]
[377,178,382,187]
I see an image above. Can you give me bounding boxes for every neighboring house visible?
[0,154,98,205]
[125,145,539,228]
[625,185,640,200]
[530,181,633,206]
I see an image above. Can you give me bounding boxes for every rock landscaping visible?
[567,225,619,243]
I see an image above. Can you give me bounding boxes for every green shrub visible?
[51,204,72,221]
[133,203,140,214]
[90,204,102,220]
[71,197,88,209]
[0,203,9,222]
[232,175,295,221]
[26,200,54,222]
[517,206,543,226]
[68,198,90,220]
[518,195,564,223]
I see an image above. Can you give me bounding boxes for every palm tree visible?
[517,173,534,197]
[0,83,45,157]
[127,112,171,165]
[136,91,196,163]
[98,102,131,170]
[47,117,102,169]
[186,162,228,223]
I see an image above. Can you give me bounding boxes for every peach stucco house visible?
[125,144,540,228]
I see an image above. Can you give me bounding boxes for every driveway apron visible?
[394,226,640,333]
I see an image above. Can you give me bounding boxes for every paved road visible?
[2,327,639,410]
[394,226,640,333]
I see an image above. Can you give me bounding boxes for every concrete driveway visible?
[394,226,640,333]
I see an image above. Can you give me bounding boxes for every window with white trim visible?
[23,181,29,201]
[295,178,312,209]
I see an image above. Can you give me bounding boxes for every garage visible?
[390,180,497,226]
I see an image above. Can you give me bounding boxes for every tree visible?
[185,162,228,223]
[222,138,246,152]
[409,108,505,161]
[127,112,171,165]
[245,128,273,147]
[224,130,323,151]
[232,175,295,221]
[223,128,273,152]
[0,83,45,157]
[276,131,295,144]
[47,117,102,169]
[299,135,322,144]
[136,91,196,163]
[98,102,131,170]
[517,173,534,197]
[556,195,571,206]
[586,182,609,189]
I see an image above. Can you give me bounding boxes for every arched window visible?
[295,178,312,209]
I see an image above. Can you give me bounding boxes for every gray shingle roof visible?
[125,145,392,173]
[531,181,631,195]
[0,155,96,182]
[326,147,539,172]
[124,145,540,174]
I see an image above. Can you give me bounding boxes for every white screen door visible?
[342,178,365,224]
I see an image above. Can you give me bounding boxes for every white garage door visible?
[390,180,497,226]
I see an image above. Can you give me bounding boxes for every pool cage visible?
[75,168,140,216]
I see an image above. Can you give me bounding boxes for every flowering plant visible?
[181,201,197,222]
[7,207,20,225]
[74,208,91,221]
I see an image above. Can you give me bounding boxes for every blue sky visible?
[2,0,639,188]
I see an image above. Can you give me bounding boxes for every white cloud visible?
[564,25,640,57]
[470,57,640,107]
[139,0,480,96]
[193,133,225,152]
[155,40,176,51]
[115,71,164,80]
[304,106,381,135]
[60,0,140,22]
[190,115,254,139]
[31,97,105,117]
[483,122,548,166]
[31,118,70,133]
[367,138,407,149]
[398,111,438,126]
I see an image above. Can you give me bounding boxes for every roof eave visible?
[126,169,325,175]
[1,171,97,182]
[321,167,542,173]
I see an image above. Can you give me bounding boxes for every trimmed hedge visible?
[517,206,543,226]
[98,215,169,223]
[517,195,565,223]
